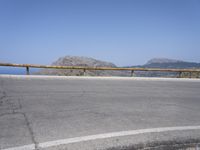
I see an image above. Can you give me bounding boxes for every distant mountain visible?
[145,58,183,65]
[52,56,116,67]
[37,56,129,76]
[130,58,200,78]
[142,58,200,69]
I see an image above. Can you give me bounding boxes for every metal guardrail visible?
[0,63,200,78]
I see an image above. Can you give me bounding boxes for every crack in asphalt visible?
[0,81,39,150]
[0,112,17,117]
[0,91,6,100]
[17,98,39,150]
[0,91,7,106]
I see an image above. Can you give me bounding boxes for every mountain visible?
[142,58,200,69]
[145,58,182,65]
[52,56,116,67]
[132,58,200,78]
[37,56,129,76]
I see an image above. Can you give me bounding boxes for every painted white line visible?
[3,125,200,150]
[1,144,35,150]
[39,125,200,148]
[0,74,200,82]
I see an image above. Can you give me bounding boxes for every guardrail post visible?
[26,67,30,75]
[195,72,199,78]
[178,72,182,78]
[131,70,135,77]
[189,72,192,78]
[83,69,86,76]
[196,143,199,150]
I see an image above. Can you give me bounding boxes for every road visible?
[0,75,200,150]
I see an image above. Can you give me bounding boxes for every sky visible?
[0,0,200,66]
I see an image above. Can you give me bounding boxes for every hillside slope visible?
[142,58,200,69]
[37,56,129,76]
[136,58,200,77]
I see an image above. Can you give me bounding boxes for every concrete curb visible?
[0,74,200,82]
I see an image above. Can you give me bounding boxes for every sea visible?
[0,66,39,75]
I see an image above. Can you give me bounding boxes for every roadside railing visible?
[0,63,200,78]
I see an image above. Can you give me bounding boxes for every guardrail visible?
[0,63,200,78]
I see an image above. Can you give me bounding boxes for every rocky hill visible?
[145,58,182,65]
[37,56,129,76]
[142,58,200,69]
[52,56,116,67]
[135,58,200,77]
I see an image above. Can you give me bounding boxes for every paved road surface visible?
[0,75,200,150]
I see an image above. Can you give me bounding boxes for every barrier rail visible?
[0,63,200,78]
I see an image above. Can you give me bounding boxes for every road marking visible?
[1,144,35,150]
[2,125,200,150]
[39,126,200,148]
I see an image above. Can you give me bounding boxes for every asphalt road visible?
[0,75,200,150]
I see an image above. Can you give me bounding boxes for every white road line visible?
[2,125,200,150]
[39,126,200,148]
[1,144,35,150]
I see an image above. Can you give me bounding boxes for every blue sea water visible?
[0,67,39,75]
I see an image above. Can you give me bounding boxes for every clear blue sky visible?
[0,0,200,66]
